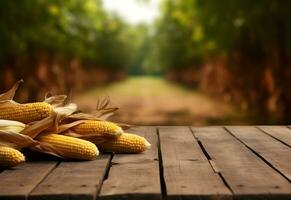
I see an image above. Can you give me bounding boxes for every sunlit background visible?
[0,0,290,125]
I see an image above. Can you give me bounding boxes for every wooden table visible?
[1,126,291,200]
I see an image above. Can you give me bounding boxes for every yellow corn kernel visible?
[0,146,25,167]
[0,102,53,123]
[71,120,123,137]
[36,134,99,160]
[97,133,151,153]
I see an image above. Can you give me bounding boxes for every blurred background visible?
[0,0,290,125]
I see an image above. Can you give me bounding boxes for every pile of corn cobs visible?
[0,80,150,167]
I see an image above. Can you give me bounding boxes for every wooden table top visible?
[1,126,291,200]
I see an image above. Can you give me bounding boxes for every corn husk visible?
[0,80,77,117]
[62,112,131,131]
[0,81,77,139]
[0,80,23,101]
[53,97,130,144]
[29,133,65,158]
[0,119,25,133]
[20,103,77,139]
[56,117,130,144]
[55,120,111,144]
[0,120,39,150]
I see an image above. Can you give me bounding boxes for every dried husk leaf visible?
[44,94,68,107]
[54,103,77,116]
[58,117,131,135]
[62,112,131,131]
[28,130,67,159]
[0,80,23,101]
[62,130,107,144]
[94,97,119,120]
[56,117,128,144]
[0,130,39,149]
[56,120,85,133]
[30,142,65,158]
[21,113,60,138]
[114,123,132,131]
[0,100,20,110]
[21,103,77,139]
[0,119,26,133]
[64,112,103,121]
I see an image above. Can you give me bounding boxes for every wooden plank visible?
[98,126,161,200]
[159,126,232,200]
[192,127,291,199]
[226,126,291,181]
[258,126,291,147]
[29,155,110,200]
[0,161,57,200]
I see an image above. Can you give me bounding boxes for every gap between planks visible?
[192,126,291,200]
[98,126,161,200]
[0,161,58,200]
[258,126,291,148]
[225,126,291,182]
[2,126,291,200]
[158,126,232,200]
[29,155,111,200]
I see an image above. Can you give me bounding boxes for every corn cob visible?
[97,133,151,153]
[36,134,99,160]
[0,102,53,123]
[71,120,123,137]
[0,146,25,167]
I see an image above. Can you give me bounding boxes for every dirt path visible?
[74,76,245,125]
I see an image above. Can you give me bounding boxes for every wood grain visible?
[98,126,161,200]
[226,126,291,181]
[29,155,110,200]
[1,126,291,200]
[159,126,232,200]
[258,126,291,147]
[192,127,291,199]
[0,161,57,200]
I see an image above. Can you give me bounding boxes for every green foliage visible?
[152,0,291,70]
[0,0,135,70]
[151,0,291,121]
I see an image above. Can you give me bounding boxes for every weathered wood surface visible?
[0,162,57,200]
[258,126,291,147]
[29,155,110,200]
[226,126,291,181]
[1,126,291,200]
[159,126,232,200]
[99,126,161,200]
[192,127,291,199]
